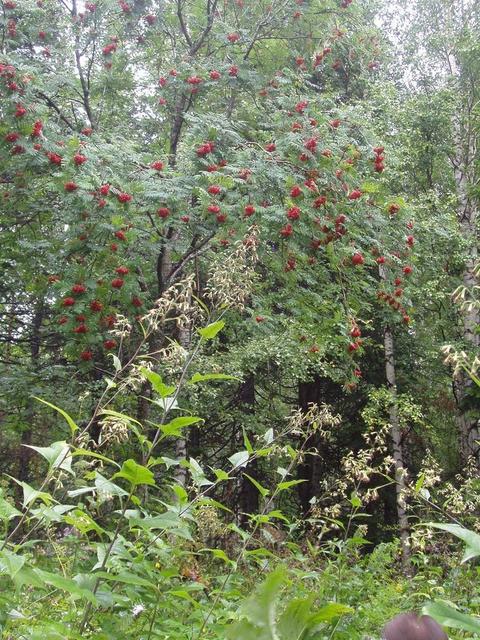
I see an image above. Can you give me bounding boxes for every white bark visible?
[449,53,480,462]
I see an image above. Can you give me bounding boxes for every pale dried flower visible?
[141,274,201,332]
[110,314,132,339]
[98,416,130,446]
[204,227,259,311]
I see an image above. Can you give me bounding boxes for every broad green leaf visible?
[113,459,156,487]
[229,450,249,468]
[244,473,269,497]
[34,397,78,435]
[140,367,176,398]
[189,457,214,487]
[198,320,225,340]
[34,568,98,603]
[309,602,354,623]
[228,567,286,638]
[264,428,274,444]
[243,429,254,454]
[202,548,236,566]
[277,479,306,491]
[423,600,480,634]
[99,409,142,426]
[160,416,203,437]
[428,523,480,562]
[24,441,73,474]
[7,478,55,508]
[94,472,128,500]
[72,448,120,468]
[197,497,233,513]
[349,492,362,508]
[213,468,230,481]
[92,570,156,589]
[63,509,106,536]
[0,493,21,520]
[277,597,314,640]
[415,472,425,494]
[0,550,25,578]
[189,372,238,383]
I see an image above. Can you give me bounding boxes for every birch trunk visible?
[379,264,411,572]
[449,52,480,463]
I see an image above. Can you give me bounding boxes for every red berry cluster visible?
[372,146,385,173]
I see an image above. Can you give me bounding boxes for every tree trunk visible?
[450,84,480,463]
[18,298,44,483]
[383,323,411,573]
[173,308,192,487]
[237,374,258,526]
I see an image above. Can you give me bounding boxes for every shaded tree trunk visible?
[237,374,258,526]
[383,323,411,573]
[18,298,44,483]
[450,78,480,463]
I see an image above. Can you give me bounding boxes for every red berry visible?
[64,181,78,192]
[80,350,93,361]
[313,196,327,208]
[348,189,362,200]
[71,283,86,294]
[265,142,276,152]
[114,230,126,240]
[280,224,293,237]
[99,184,110,195]
[388,203,400,215]
[62,297,75,306]
[5,132,20,143]
[116,266,129,275]
[117,192,132,203]
[111,278,124,289]
[157,207,170,218]
[350,327,361,338]
[150,161,164,171]
[47,152,62,165]
[403,265,412,275]
[290,185,302,198]
[376,256,386,264]
[73,153,87,165]
[73,324,88,334]
[132,296,143,307]
[244,204,255,217]
[287,206,301,220]
[90,300,103,312]
[209,70,221,80]
[351,252,364,266]
[207,185,221,195]
[103,339,117,350]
